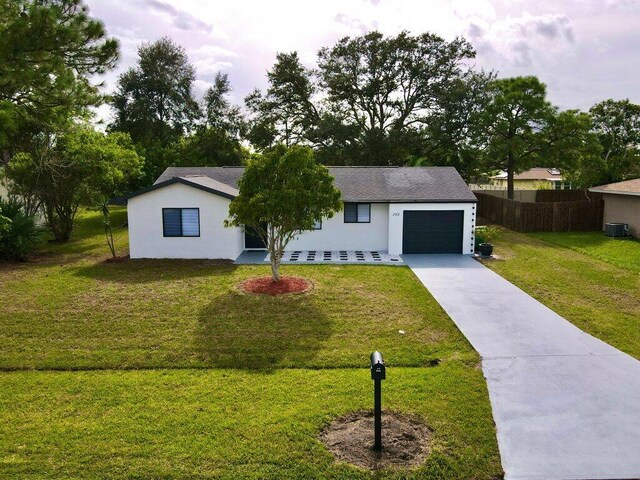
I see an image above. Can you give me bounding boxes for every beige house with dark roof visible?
[491,167,571,190]
[590,178,640,238]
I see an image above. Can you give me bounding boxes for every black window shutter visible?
[163,209,182,236]
[344,203,357,222]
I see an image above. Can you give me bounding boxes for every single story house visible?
[122,166,478,260]
[491,167,572,190]
[589,178,640,238]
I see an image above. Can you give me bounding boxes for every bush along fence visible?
[475,191,604,232]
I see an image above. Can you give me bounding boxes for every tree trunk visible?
[44,202,74,242]
[507,152,515,200]
[270,259,280,282]
[268,227,281,282]
[269,248,281,282]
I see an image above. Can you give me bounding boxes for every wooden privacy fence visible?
[476,192,604,232]
[535,189,603,203]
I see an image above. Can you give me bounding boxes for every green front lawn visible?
[0,209,502,479]
[0,210,471,371]
[531,231,640,272]
[0,367,498,480]
[485,229,640,359]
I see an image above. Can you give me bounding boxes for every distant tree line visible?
[1,0,639,253]
[106,32,640,198]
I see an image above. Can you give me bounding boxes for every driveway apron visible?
[404,254,640,480]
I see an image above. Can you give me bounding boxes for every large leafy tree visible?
[111,37,200,183]
[475,76,555,199]
[316,31,476,165]
[246,32,478,166]
[476,76,600,197]
[173,127,247,168]
[226,145,341,282]
[5,126,142,242]
[0,0,118,157]
[244,52,319,149]
[415,72,493,181]
[542,110,601,188]
[186,72,248,168]
[204,72,245,138]
[573,99,640,187]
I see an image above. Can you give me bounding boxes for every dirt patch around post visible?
[319,410,431,470]
[238,276,313,296]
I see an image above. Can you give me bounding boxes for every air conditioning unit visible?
[605,223,628,237]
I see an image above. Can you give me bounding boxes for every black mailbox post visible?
[370,351,386,450]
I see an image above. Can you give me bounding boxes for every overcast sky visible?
[86,0,640,122]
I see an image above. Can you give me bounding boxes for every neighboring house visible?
[490,167,572,190]
[590,178,640,238]
[121,166,478,260]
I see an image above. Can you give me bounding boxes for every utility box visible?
[605,223,628,237]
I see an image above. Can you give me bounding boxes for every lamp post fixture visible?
[370,351,386,451]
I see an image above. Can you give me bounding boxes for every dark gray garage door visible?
[402,210,464,254]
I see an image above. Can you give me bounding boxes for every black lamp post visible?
[370,351,386,451]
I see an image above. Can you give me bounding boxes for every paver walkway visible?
[234,250,404,265]
[404,254,640,480]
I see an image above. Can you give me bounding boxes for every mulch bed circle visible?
[238,276,313,296]
[319,410,431,470]
[104,255,130,264]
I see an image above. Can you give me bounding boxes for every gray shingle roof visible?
[590,178,640,196]
[177,175,240,197]
[155,166,476,203]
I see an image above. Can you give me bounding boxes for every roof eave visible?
[589,188,640,197]
[342,198,478,203]
[119,177,237,203]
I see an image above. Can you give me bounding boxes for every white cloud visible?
[466,13,576,68]
[135,0,213,33]
[84,0,640,118]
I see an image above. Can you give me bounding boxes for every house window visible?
[163,208,200,237]
[313,219,322,230]
[344,203,370,223]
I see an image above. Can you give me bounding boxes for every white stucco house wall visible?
[121,166,478,260]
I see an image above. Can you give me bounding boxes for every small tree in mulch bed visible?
[225,144,341,282]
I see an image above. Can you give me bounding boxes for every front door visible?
[244,225,267,249]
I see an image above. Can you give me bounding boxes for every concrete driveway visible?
[404,254,640,480]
